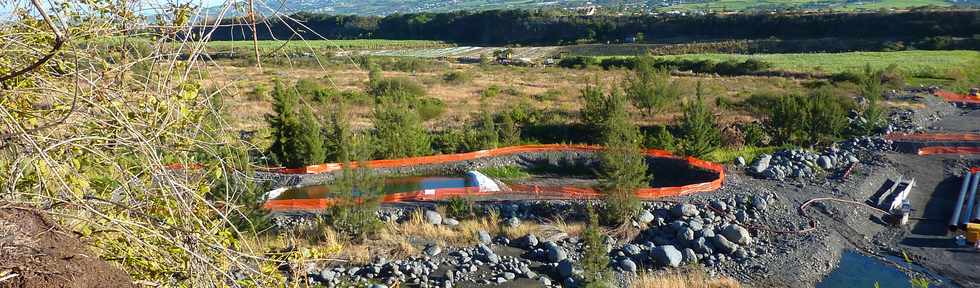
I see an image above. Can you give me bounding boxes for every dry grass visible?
[631,268,742,288]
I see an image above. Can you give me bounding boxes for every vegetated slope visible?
[204,0,963,16]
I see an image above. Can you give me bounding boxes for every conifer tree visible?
[625,56,681,116]
[580,205,612,288]
[677,82,721,157]
[499,111,521,146]
[372,100,431,159]
[597,89,648,225]
[266,80,325,168]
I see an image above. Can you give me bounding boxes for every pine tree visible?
[266,80,325,168]
[856,63,886,135]
[646,125,676,152]
[625,56,680,116]
[597,89,648,225]
[580,205,612,288]
[323,100,353,162]
[499,111,521,146]
[477,108,499,150]
[372,100,431,159]
[325,133,384,242]
[677,82,721,157]
[580,80,610,134]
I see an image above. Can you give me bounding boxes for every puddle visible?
[816,250,957,288]
[274,176,475,200]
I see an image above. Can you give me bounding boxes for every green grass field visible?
[669,0,952,11]
[654,50,980,75]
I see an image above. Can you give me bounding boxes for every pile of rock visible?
[749,137,890,180]
[616,199,769,274]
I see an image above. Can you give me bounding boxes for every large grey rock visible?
[545,242,567,263]
[557,259,580,278]
[515,234,539,249]
[505,217,521,228]
[692,237,712,254]
[671,204,698,218]
[319,269,337,282]
[677,227,695,241]
[720,224,752,245]
[424,245,442,257]
[652,245,683,267]
[637,210,655,224]
[619,258,637,272]
[682,248,697,263]
[539,277,552,286]
[817,156,833,169]
[712,235,738,254]
[442,218,459,226]
[477,230,492,244]
[751,196,768,211]
[622,244,642,256]
[751,154,772,174]
[424,210,443,225]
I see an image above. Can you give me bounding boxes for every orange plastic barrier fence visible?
[917,146,980,156]
[263,145,725,211]
[887,133,980,142]
[935,90,980,105]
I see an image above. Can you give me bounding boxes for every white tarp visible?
[466,170,501,192]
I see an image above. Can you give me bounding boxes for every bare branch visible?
[0,0,66,84]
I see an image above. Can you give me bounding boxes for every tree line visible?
[201,9,980,46]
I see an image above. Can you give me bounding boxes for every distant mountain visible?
[202,0,965,17]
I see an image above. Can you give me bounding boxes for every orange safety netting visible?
[935,90,980,105]
[887,132,980,142]
[917,146,980,156]
[263,145,725,211]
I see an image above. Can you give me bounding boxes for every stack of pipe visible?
[950,169,980,231]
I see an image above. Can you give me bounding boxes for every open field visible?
[204,39,453,53]
[630,50,980,75]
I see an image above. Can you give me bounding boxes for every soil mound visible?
[0,207,132,288]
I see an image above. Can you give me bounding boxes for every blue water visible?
[816,251,913,288]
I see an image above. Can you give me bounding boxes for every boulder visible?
[504,217,521,228]
[622,244,642,256]
[515,234,539,249]
[751,195,768,211]
[671,204,698,218]
[692,237,712,254]
[682,248,697,263]
[477,230,492,244]
[712,235,738,254]
[677,227,695,241]
[652,245,683,267]
[751,154,772,174]
[424,245,442,257]
[637,210,655,224]
[720,224,752,245]
[545,242,567,262]
[442,218,460,226]
[619,258,637,273]
[424,210,443,225]
[557,259,580,278]
[817,156,833,169]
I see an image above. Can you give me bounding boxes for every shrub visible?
[266,81,326,168]
[370,77,426,103]
[431,128,480,154]
[479,165,531,179]
[476,107,499,150]
[740,122,770,147]
[443,197,476,220]
[559,56,598,69]
[625,56,681,116]
[830,71,863,83]
[415,97,446,121]
[597,88,647,225]
[372,100,431,159]
[481,85,501,99]
[677,82,721,157]
[769,87,850,146]
[534,89,563,102]
[442,70,473,85]
[249,84,269,101]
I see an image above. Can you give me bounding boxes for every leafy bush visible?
[580,81,611,134]
[415,97,446,121]
[676,82,721,157]
[645,125,676,152]
[476,108,499,150]
[769,87,851,146]
[498,112,521,146]
[443,197,477,220]
[442,70,473,85]
[559,56,599,69]
[431,128,481,154]
[370,77,426,103]
[481,85,501,99]
[740,122,770,147]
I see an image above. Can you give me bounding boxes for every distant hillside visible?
[202,0,973,17]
